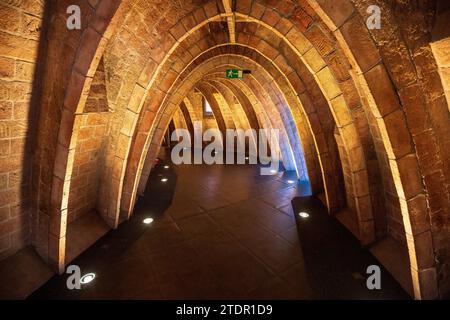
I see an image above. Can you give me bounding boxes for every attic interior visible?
[0,0,450,300]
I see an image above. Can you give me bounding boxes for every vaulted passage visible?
[0,0,450,300]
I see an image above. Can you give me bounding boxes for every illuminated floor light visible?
[161,178,168,182]
[287,180,295,184]
[245,156,249,160]
[143,217,154,224]
[270,169,277,174]
[80,273,96,284]
[164,165,169,169]
[298,212,309,218]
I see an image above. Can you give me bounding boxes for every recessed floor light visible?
[143,217,154,224]
[287,180,295,184]
[245,156,249,160]
[164,165,169,169]
[298,212,309,218]
[270,169,277,174]
[161,178,168,182]
[80,273,95,284]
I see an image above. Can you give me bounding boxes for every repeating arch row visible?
[26,0,450,299]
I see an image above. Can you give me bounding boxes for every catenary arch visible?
[32,0,450,299]
[204,80,256,132]
[133,56,304,206]
[203,74,323,192]
[115,19,377,245]
[39,5,376,280]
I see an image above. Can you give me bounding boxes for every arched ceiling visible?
[28,0,450,300]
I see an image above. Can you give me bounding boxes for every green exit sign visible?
[226,69,243,78]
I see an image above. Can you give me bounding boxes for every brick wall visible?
[84,57,109,113]
[189,92,218,131]
[68,113,110,223]
[0,0,43,260]
[213,92,235,129]
[67,54,111,224]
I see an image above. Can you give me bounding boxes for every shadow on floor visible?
[292,196,410,299]
[0,247,53,299]
[28,159,177,299]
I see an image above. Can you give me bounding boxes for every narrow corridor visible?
[1,1,450,301]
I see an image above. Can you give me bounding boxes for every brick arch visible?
[195,83,229,138]
[200,64,308,177]
[126,52,314,215]
[199,82,238,131]
[34,0,448,299]
[84,2,235,231]
[187,34,376,244]
[27,0,373,278]
[34,0,126,272]
[128,48,356,233]
[203,77,281,166]
[118,31,356,222]
[307,0,450,299]
[211,7,384,246]
[179,101,195,139]
[199,68,298,173]
[229,2,443,297]
[182,95,202,124]
[204,74,323,194]
[37,0,228,273]
[201,80,260,154]
[43,6,358,275]
[178,43,361,229]
[133,58,303,204]
[153,18,376,242]
[86,9,371,248]
[171,108,188,133]
[172,0,440,298]
[204,79,260,131]
[185,47,340,186]
[225,5,446,298]
[203,80,255,132]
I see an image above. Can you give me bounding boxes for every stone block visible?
[339,15,380,72]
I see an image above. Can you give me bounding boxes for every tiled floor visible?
[28,153,409,300]
[66,211,110,263]
[107,163,312,299]
[0,247,53,299]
